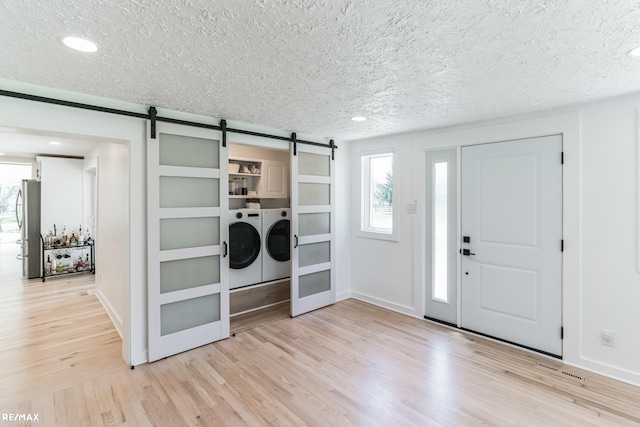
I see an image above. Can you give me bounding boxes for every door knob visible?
[462,249,475,256]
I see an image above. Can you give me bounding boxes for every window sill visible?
[357,229,399,242]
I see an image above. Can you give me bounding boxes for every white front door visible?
[461,135,562,356]
[147,122,229,362]
[290,144,335,317]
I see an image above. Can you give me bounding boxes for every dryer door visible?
[229,222,261,269]
[267,219,290,262]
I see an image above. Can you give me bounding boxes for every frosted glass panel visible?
[299,269,330,298]
[160,255,220,293]
[159,133,219,168]
[299,242,330,267]
[299,183,330,206]
[160,294,220,336]
[160,177,219,208]
[433,162,448,302]
[160,217,220,251]
[299,152,330,176]
[299,213,330,236]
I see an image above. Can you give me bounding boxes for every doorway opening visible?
[228,141,292,334]
[0,126,129,358]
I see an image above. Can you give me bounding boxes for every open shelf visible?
[41,234,95,282]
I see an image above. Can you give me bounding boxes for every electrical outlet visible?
[601,329,615,348]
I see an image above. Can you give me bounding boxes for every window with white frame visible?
[360,151,398,240]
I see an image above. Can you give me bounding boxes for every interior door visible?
[147,122,229,362]
[290,144,335,317]
[461,135,562,356]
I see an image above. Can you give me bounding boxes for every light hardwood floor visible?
[1,243,640,426]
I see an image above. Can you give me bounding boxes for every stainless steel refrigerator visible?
[16,179,41,279]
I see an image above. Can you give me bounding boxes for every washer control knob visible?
[236,212,243,219]
[281,211,287,217]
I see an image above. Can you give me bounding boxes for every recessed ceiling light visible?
[351,116,367,122]
[62,36,98,53]
[628,46,640,57]
[49,141,61,145]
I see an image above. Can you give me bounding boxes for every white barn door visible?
[147,122,229,362]
[290,144,335,317]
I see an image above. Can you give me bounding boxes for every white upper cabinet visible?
[259,159,288,199]
[37,156,84,232]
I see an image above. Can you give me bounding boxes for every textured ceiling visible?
[1,0,640,142]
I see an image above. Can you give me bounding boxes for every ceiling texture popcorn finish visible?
[1,1,640,140]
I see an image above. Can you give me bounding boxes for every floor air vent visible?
[534,361,586,383]
[536,362,558,372]
[561,370,585,382]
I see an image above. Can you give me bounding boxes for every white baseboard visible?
[350,291,417,317]
[336,290,352,302]
[95,288,124,340]
[568,357,640,388]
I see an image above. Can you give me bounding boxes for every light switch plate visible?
[407,203,417,214]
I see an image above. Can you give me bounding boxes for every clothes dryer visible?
[229,210,262,289]
[261,209,291,282]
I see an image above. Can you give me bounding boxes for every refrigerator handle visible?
[15,189,22,229]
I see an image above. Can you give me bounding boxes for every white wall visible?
[37,156,83,234]
[348,94,640,386]
[229,142,289,162]
[82,165,96,233]
[349,138,416,314]
[85,142,129,339]
[334,140,352,301]
[578,96,639,382]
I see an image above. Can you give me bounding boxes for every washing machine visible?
[262,209,291,282]
[229,209,262,289]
